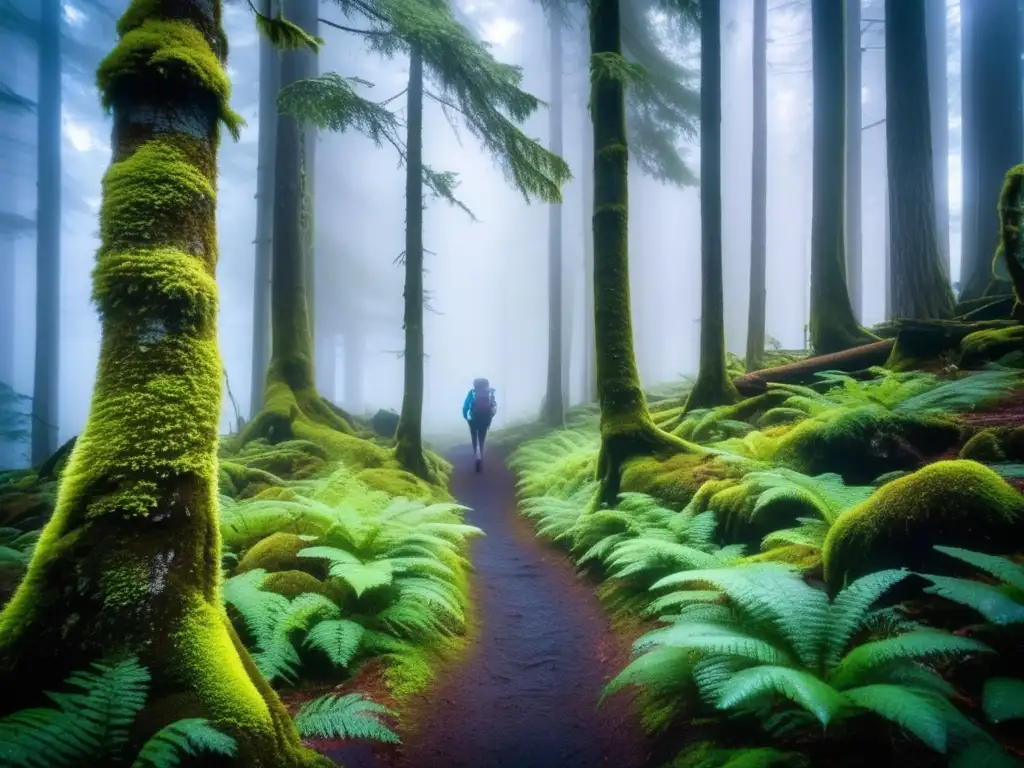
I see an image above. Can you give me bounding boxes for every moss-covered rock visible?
[772,406,961,484]
[619,453,750,507]
[959,325,1024,368]
[261,570,329,600]
[822,460,1024,589]
[231,439,327,480]
[959,428,1007,463]
[757,407,808,429]
[219,461,285,499]
[236,532,326,579]
[356,467,435,501]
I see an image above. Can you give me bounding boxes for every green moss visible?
[356,467,434,501]
[619,453,750,507]
[959,429,1007,463]
[741,544,822,572]
[236,532,326,578]
[219,461,285,499]
[261,570,330,600]
[232,440,327,480]
[96,16,243,139]
[772,406,961,484]
[822,460,1024,589]
[959,325,1024,368]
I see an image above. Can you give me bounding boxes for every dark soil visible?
[326,444,653,768]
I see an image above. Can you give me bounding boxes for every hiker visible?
[462,378,497,472]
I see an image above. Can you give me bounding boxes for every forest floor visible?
[324,444,655,768]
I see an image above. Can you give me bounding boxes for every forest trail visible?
[329,444,653,768]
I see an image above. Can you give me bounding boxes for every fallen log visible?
[732,339,896,397]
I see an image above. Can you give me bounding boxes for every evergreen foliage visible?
[0,656,236,768]
[293,693,400,743]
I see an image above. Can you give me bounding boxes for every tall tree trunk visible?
[959,0,978,298]
[960,0,1021,300]
[844,0,863,320]
[316,332,336,402]
[252,0,349,442]
[926,0,950,277]
[0,3,331,764]
[884,179,892,320]
[746,0,768,372]
[394,45,429,479]
[809,0,876,354]
[249,0,278,419]
[590,0,686,507]
[31,0,61,464]
[685,0,740,412]
[544,12,564,426]
[885,0,955,320]
[581,91,597,403]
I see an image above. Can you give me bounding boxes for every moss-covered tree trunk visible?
[997,165,1024,320]
[590,0,686,506]
[249,0,279,419]
[884,0,955,321]
[960,0,1021,301]
[686,0,740,413]
[0,3,329,765]
[250,0,350,444]
[394,45,429,479]
[808,0,876,355]
[31,0,61,464]
[581,90,598,404]
[544,10,565,427]
[844,0,862,320]
[745,0,767,373]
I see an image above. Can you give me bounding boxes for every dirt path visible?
[329,444,652,768]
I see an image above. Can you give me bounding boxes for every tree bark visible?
[885,0,955,320]
[31,0,61,465]
[960,0,1022,301]
[844,0,862,320]
[809,0,876,354]
[590,0,689,507]
[686,0,740,413]
[746,0,768,372]
[250,0,350,443]
[0,235,13,387]
[544,11,565,426]
[249,0,278,419]
[581,84,597,404]
[394,45,429,479]
[0,3,331,764]
[926,0,950,277]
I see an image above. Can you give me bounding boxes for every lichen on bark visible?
[0,2,330,764]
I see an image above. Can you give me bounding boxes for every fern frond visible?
[832,631,992,689]
[633,622,792,667]
[826,569,911,669]
[761,518,831,552]
[303,619,365,668]
[921,575,1024,625]
[982,678,1024,724]
[933,545,1024,591]
[843,684,951,754]
[293,694,400,743]
[132,718,237,767]
[715,665,846,727]
[602,646,697,702]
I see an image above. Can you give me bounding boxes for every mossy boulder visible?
[757,407,808,429]
[773,406,961,484]
[235,532,327,579]
[219,460,286,499]
[959,428,1006,463]
[822,460,1024,590]
[262,570,328,599]
[959,325,1024,368]
[356,467,434,501]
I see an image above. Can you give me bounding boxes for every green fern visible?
[607,564,991,753]
[920,546,1024,626]
[293,693,400,743]
[0,656,236,768]
[982,678,1024,724]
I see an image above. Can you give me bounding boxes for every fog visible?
[1,0,966,462]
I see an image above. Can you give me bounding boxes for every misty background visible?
[0,0,967,460]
